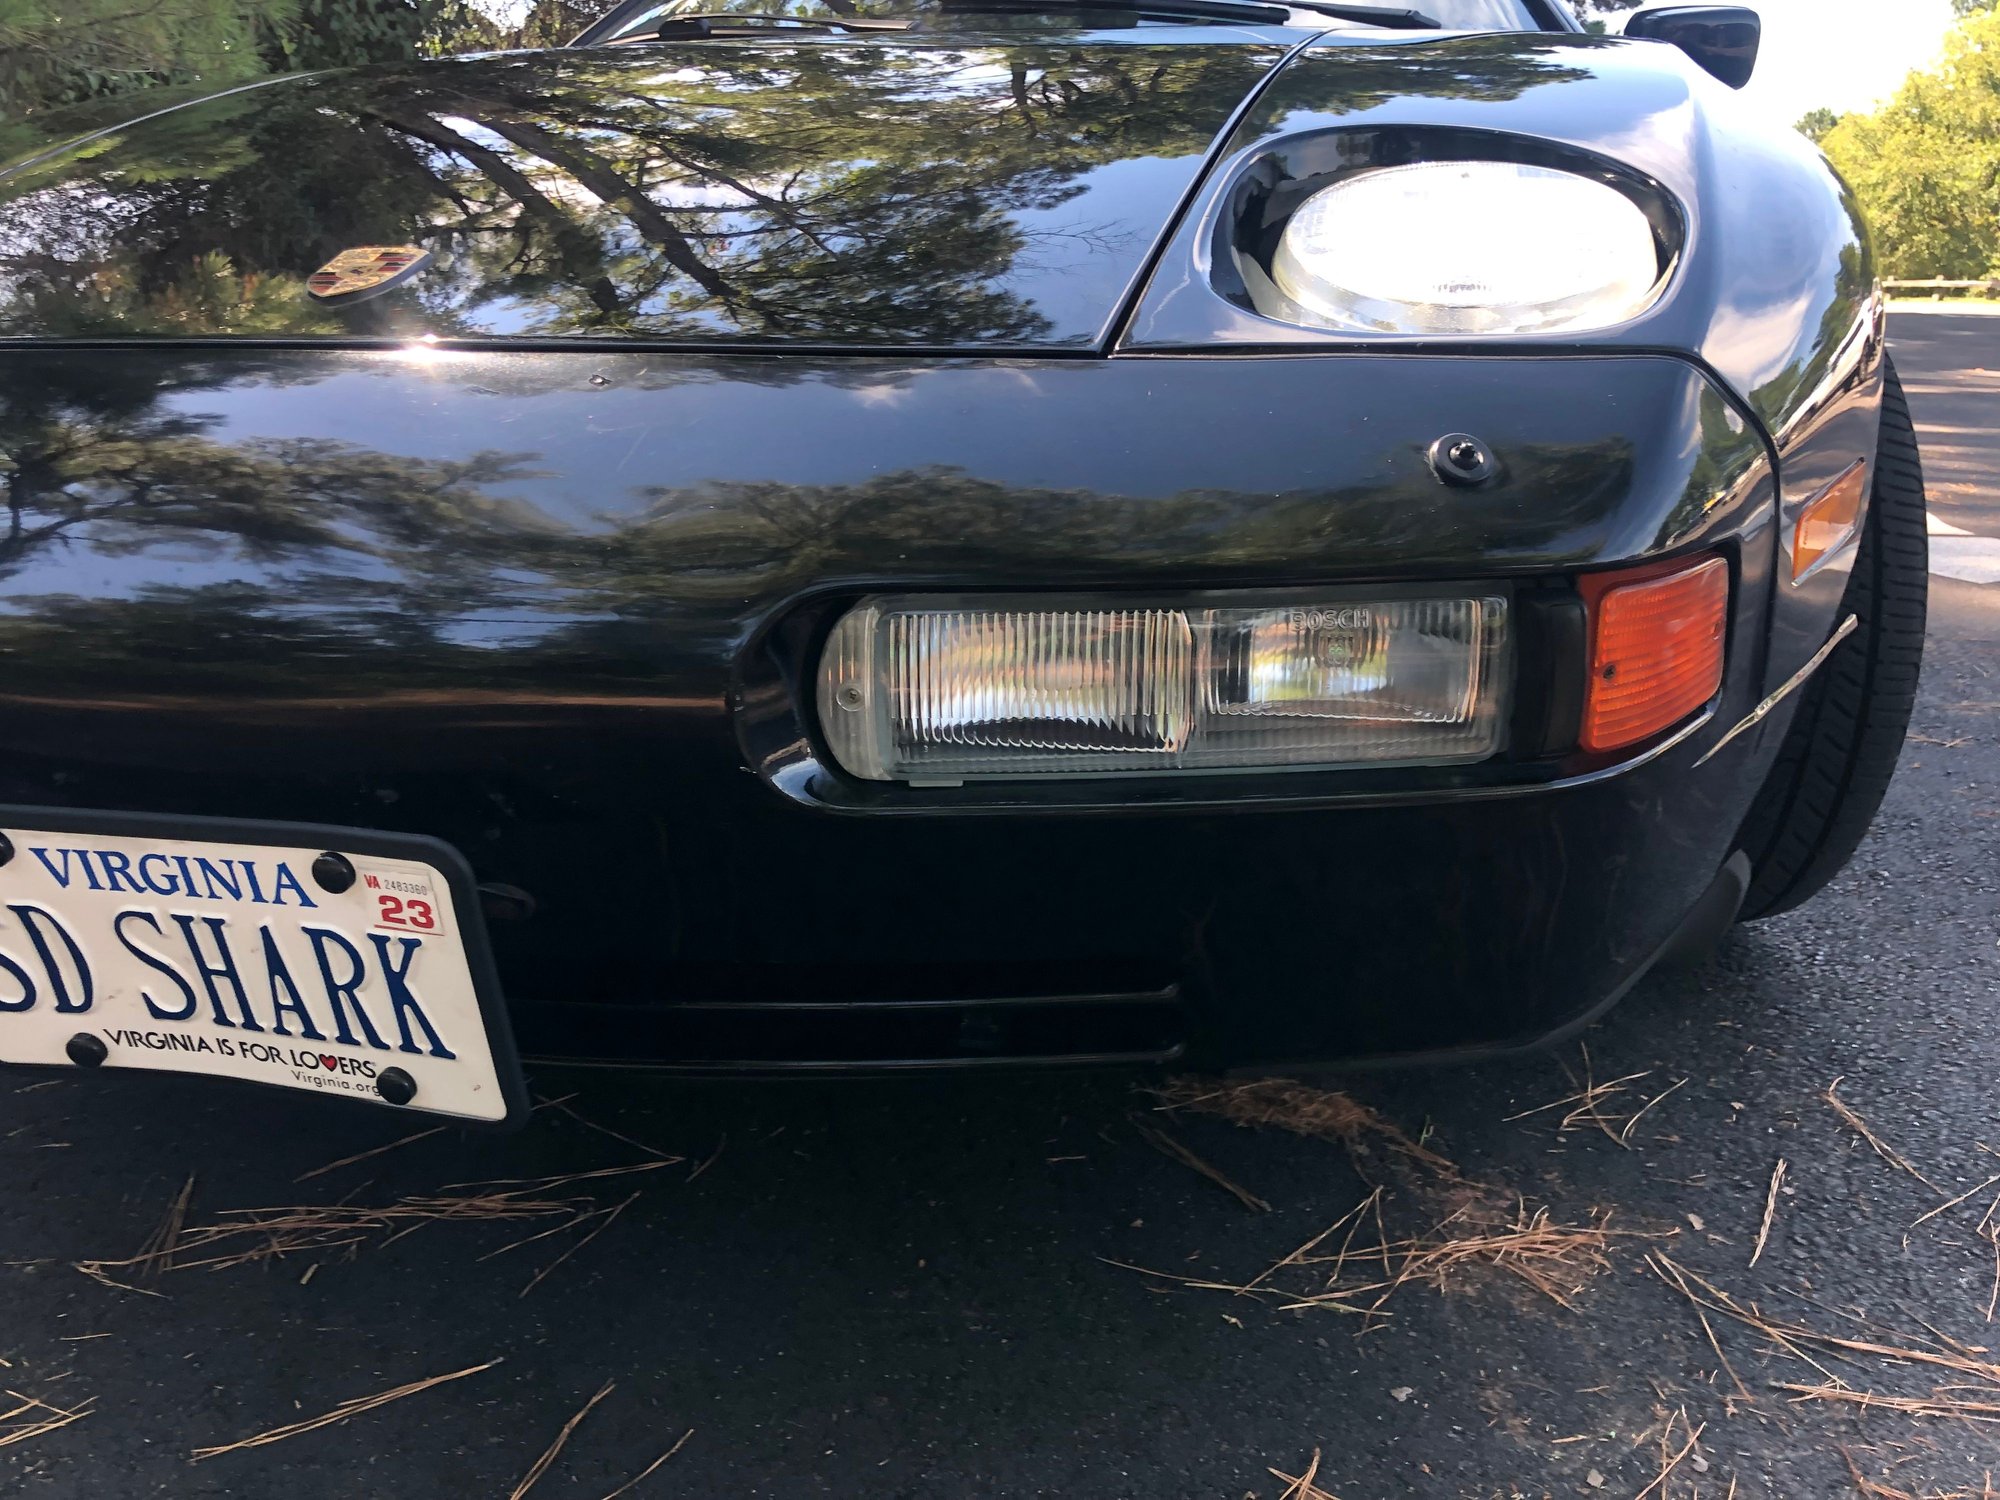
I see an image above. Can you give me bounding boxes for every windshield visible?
[582,0,1541,40]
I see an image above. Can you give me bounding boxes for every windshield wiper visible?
[941,0,1436,25]
[940,0,1278,23]
[619,11,917,36]
[1284,1,1436,24]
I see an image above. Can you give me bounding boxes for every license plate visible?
[0,810,522,1124]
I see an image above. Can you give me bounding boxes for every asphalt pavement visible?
[5,315,2000,1500]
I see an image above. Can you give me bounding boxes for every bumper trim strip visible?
[1695,613,1859,768]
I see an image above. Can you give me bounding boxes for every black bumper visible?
[0,346,1828,1071]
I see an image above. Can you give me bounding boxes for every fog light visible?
[1793,460,1867,582]
[1580,556,1728,754]
[817,592,1509,782]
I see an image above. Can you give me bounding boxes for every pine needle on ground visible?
[190,1359,500,1461]
[1652,1249,2000,1415]
[1784,1384,2000,1423]
[1130,1116,1271,1213]
[295,1127,449,1183]
[1506,1048,1686,1149]
[1824,1077,1941,1191]
[538,1096,679,1164]
[0,1390,95,1450]
[1751,1158,1787,1268]
[520,1190,641,1298]
[1269,1448,1342,1500]
[134,1175,195,1278]
[1149,1077,1456,1178]
[77,1163,670,1284]
[1112,1196,1636,1321]
[509,1380,615,1499]
[600,1429,693,1499]
[1633,1407,1705,1500]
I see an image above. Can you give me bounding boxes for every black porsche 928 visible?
[0,0,1927,1123]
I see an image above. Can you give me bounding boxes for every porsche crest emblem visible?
[306,245,432,304]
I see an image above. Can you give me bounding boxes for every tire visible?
[1735,355,1929,922]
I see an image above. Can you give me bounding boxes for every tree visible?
[0,0,298,120]
[1795,107,1840,143]
[0,43,1296,344]
[1819,7,2000,279]
[0,0,620,125]
[1567,0,1643,34]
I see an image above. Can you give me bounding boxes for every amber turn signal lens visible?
[1793,460,1867,581]
[1581,556,1729,754]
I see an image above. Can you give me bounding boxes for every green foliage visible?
[1820,8,2000,280]
[0,0,299,119]
[1569,0,1639,33]
[0,42,1291,342]
[1795,107,1839,143]
[0,0,619,124]
[1954,0,1995,17]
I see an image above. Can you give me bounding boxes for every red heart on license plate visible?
[320,1054,339,1069]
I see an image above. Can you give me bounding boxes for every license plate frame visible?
[0,804,528,1129]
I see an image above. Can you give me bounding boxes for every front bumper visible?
[0,345,1825,1072]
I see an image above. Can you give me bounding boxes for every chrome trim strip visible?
[1694,614,1859,769]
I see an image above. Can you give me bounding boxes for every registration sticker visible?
[0,818,516,1123]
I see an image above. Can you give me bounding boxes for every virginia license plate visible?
[0,812,521,1124]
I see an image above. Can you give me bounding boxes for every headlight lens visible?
[1269,161,1665,336]
[817,592,1509,782]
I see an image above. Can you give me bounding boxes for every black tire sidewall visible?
[1736,355,1930,921]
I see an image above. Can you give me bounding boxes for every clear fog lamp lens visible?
[817,594,1509,782]
[1270,161,1664,336]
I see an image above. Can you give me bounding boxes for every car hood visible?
[0,38,1288,350]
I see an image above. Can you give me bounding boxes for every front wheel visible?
[1735,355,1929,922]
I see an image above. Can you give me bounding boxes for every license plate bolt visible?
[375,1067,417,1106]
[65,1032,106,1068]
[311,851,356,894]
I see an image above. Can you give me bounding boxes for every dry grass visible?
[0,1389,94,1450]
[509,1379,615,1499]
[1130,1116,1271,1213]
[601,1429,694,1499]
[537,1094,675,1163]
[1824,1078,1941,1191]
[1633,1407,1707,1500]
[1505,1048,1686,1149]
[1269,1448,1342,1500]
[1980,1199,2000,1325]
[507,1386,692,1499]
[295,1126,449,1183]
[686,1135,726,1183]
[191,1359,500,1461]
[1113,1190,1635,1322]
[1750,1159,1787,1268]
[1651,1249,2000,1439]
[1131,1078,1647,1326]
[1911,1173,2000,1230]
[1840,1447,2000,1500]
[1325,1201,1627,1314]
[1149,1077,1456,1179]
[77,1162,670,1294]
[517,1190,641,1298]
[134,1175,195,1277]
[1787,1385,2000,1423]
[1840,1456,2000,1500]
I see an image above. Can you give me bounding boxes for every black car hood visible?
[0,38,1287,350]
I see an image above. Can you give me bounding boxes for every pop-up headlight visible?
[1269,161,1666,336]
[817,591,1509,782]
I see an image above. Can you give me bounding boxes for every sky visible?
[466,0,1967,129]
[1729,0,1961,124]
